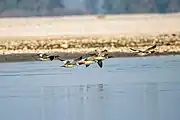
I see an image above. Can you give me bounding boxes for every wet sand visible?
[1,51,180,63]
[0,13,180,62]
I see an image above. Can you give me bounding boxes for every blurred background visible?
[0,0,180,17]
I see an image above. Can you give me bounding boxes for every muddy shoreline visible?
[0,51,180,63]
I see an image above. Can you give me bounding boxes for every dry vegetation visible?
[0,32,180,54]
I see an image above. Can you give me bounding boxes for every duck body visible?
[79,49,110,68]
[39,57,50,61]
[59,56,83,68]
[37,53,59,61]
[94,56,106,61]
[60,61,78,68]
[137,51,155,56]
[83,60,96,65]
[78,56,96,67]
[60,64,76,68]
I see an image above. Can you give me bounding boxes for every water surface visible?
[0,55,180,120]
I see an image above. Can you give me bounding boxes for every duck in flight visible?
[80,49,112,68]
[58,56,84,68]
[130,44,157,56]
[36,53,60,61]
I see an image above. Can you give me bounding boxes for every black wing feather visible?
[75,56,83,61]
[130,48,143,53]
[130,48,139,52]
[145,44,156,52]
[49,56,55,61]
[64,61,70,65]
[86,64,91,68]
[57,57,66,61]
[97,60,103,68]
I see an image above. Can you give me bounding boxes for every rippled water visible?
[0,55,180,120]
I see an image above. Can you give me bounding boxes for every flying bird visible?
[58,56,83,68]
[36,53,60,61]
[130,44,157,56]
[79,49,112,68]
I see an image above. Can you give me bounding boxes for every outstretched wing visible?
[145,44,156,52]
[57,57,70,64]
[101,49,108,53]
[57,57,66,61]
[54,55,60,58]
[86,64,91,68]
[79,52,97,61]
[87,50,99,57]
[74,56,83,61]
[104,53,113,58]
[82,51,98,58]
[97,60,103,68]
[88,53,97,57]
[130,48,142,53]
[64,60,70,65]
[104,53,111,58]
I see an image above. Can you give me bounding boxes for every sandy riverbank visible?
[0,13,180,62]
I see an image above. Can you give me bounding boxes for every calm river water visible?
[0,55,180,120]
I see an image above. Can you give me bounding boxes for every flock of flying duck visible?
[37,49,111,68]
[36,44,157,68]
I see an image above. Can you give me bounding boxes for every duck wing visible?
[88,53,97,57]
[57,57,66,61]
[101,49,108,53]
[82,51,97,58]
[54,55,61,58]
[64,60,71,65]
[104,53,113,58]
[86,64,91,68]
[103,53,109,57]
[74,56,83,61]
[144,44,156,52]
[97,60,103,68]
[40,53,47,58]
[57,58,70,64]
[87,50,99,56]
[130,48,142,53]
